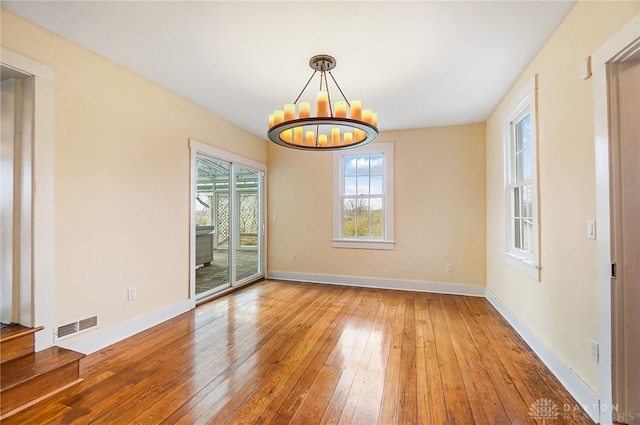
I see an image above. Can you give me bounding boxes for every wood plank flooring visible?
[3,280,596,424]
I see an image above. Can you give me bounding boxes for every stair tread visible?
[0,325,44,344]
[0,347,85,392]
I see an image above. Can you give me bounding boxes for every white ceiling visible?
[2,1,575,140]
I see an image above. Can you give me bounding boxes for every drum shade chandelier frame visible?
[267,54,379,151]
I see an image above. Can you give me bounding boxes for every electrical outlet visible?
[127,287,136,301]
[590,339,599,363]
[290,255,296,262]
[446,264,454,273]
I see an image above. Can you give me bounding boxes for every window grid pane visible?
[370,176,383,195]
[357,176,370,195]
[344,176,357,195]
[369,154,383,175]
[356,156,369,174]
[344,198,356,217]
[356,198,369,217]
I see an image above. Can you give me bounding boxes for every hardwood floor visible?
[4,280,595,424]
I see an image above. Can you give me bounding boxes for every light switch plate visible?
[590,339,599,363]
[587,220,596,240]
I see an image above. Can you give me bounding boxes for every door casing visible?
[0,48,55,351]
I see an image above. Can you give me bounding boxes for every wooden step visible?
[0,346,85,419]
[0,325,44,364]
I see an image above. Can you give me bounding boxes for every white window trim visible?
[332,142,395,250]
[503,77,540,280]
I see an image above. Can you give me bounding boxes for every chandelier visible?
[267,54,379,151]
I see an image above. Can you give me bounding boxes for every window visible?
[503,77,540,280]
[333,142,394,250]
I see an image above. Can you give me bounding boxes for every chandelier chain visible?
[328,71,351,108]
[293,70,318,105]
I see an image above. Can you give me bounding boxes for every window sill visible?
[503,252,540,281]
[332,239,395,250]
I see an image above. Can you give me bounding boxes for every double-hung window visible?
[503,77,540,280]
[332,142,394,250]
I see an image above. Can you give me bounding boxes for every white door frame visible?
[1,48,55,351]
[593,14,640,425]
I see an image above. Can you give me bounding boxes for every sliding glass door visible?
[195,155,231,296]
[192,145,264,302]
[235,167,261,283]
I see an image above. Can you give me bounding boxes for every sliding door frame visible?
[189,139,266,302]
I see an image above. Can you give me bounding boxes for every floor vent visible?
[55,314,98,341]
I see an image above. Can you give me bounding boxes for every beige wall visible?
[486,1,640,394]
[268,124,486,287]
[1,10,266,344]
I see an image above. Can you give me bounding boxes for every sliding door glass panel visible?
[235,167,261,283]
[195,154,231,297]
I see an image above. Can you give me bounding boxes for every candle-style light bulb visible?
[351,100,362,120]
[331,128,340,146]
[299,102,311,118]
[335,101,347,118]
[281,129,292,143]
[294,127,303,144]
[363,109,373,124]
[317,91,329,117]
[344,132,353,145]
[284,104,295,121]
[306,131,315,147]
[274,110,284,125]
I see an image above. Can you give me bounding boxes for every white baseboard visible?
[267,271,486,297]
[485,288,601,423]
[61,299,194,355]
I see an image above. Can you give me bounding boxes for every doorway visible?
[190,141,265,303]
[1,65,34,327]
[609,55,640,424]
[593,15,640,425]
